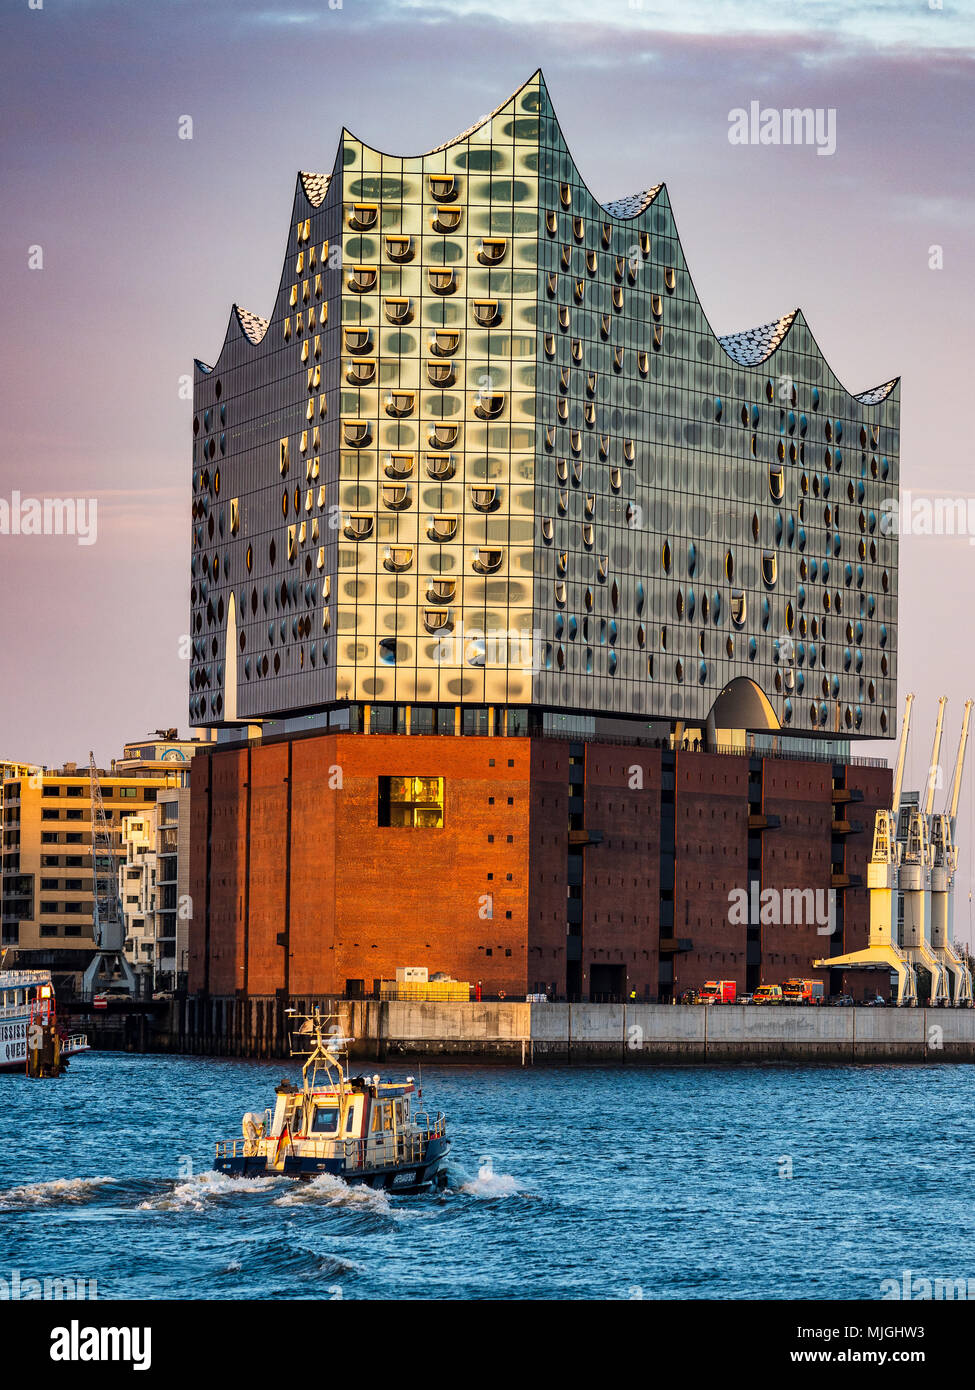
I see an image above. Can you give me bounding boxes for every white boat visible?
[0,970,90,1073]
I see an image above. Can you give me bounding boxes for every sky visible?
[2,0,975,926]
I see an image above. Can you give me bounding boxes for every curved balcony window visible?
[344,327,373,354]
[664,266,676,292]
[610,466,621,491]
[600,314,611,340]
[731,589,747,628]
[423,608,452,633]
[381,483,412,510]
[623,439,635,462]
[769,465,784,501]
[477,237,507,266]
[470,485,498,512]
[429,329,460,357]
[431,207,462,233]
[584,402,596,425]
[762,550,778,587]
[348,265,378,293]
[612,286,624,310]
[569,430,582,454]
[574,279,586,303]
[384,452,415,479]
[384,234,414,263]
[560,245,572,270]
[346,358,376,385]
[473,547,503,574]
[427,360,456,387]
[546,272,558,297]
[343,513,373,540]
[384,297,413,324]
[572,216,584,241]
[652,325,663,349]
[598,436,610,460]
[383,545,414,572]
[556,458,568,483]
[556,550,568,575]
[613,347,624,371]
[342,419,371,448]
[348,203,378,230]
[571,339,583,362]
[651,294,663,320]
[584,493,595,519]
[545,209,558,234]
[473,392,505,420]
[429,423,459,449]
[586,249,598,274]
[541,518,554,542]
[426,578,456,603]
[582,523,594,548]
[426,452,456,480]
[429,174,458,202]
[543,333,556,357]
[637,351,649,376]
[559,182,572,207]
[385,390,415,418]
[555,580,566,603]
[428,515,458,542]
[428,268,457,295]
[557,305,571,330]
[472,299,501,327]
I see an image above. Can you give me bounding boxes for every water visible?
[2,1053,974,1300]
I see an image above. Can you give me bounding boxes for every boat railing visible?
[62,1034,89,1051]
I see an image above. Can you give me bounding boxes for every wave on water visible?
[272,1172,399,1216]
[452,1161,528,1199]
[137,1170,283,1212]
[0,1176,116,1210]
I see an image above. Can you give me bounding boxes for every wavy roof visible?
[718,311,800,366]
[198,69,899,407]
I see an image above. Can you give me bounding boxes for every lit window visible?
[379,776,444,828]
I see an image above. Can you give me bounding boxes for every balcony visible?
[568,828,603,849]
[747,813,781,831]
[832,787,865,804]
[659,937,693,954]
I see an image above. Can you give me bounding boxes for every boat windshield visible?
[310,1106,341,1134]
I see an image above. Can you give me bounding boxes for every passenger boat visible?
[0,970,91,1072]
[214,1009,450,1192]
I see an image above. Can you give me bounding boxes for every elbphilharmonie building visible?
[187,73,899,1007]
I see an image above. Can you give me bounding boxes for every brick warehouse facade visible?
[188,732,891,1002]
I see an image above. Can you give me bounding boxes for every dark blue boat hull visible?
[215,1136,450,1194]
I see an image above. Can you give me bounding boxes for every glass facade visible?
[190,72,898,740]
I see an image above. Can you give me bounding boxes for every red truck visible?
[697,979,737,1004]
[782,978,825,1005]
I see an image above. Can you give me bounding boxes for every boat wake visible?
[272,1172,405,1218]
[0,1175,116,1210]
[452,1161,528,1199]
[137,1170,283,1212]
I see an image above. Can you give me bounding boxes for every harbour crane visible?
[814,692,917,1004]
[898,697,950,1004]
[930,700,974,1005]
[81,752,137,999]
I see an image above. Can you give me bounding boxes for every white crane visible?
[82,752,137,999]
[898,698,950,1004]
[930,700,974,1005]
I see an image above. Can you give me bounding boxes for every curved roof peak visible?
[718,310,800,366]
[233,305,270,346]
[854,378,899,405]
[298,170,331,208]
[426,68,544,155]
[602,186,664,219]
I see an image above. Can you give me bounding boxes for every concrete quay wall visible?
[145,996,975,1064]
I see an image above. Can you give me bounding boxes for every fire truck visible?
[696,980,737,1004]
[781,978,825,1005]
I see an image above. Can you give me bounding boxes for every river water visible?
[2,1052,974,1300]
